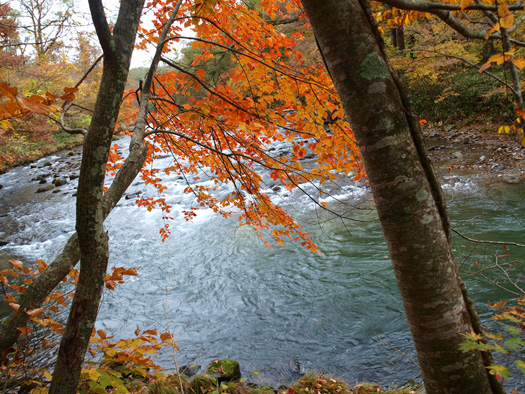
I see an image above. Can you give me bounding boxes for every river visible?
[0,138,523,388]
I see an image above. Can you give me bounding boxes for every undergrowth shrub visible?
[409,67,515,125]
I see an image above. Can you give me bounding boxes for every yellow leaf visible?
[0,120,14,131]
[88,368,101,381]
[498,2,514,28]
[105,348,117,357]
[29,388,48,394]
[486,22,500,39]
[498,126,505,134]
[44,372,53,380]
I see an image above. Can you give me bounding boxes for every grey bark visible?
[0,0,183,369]
[48,1,145,392]
[300,0,500,393]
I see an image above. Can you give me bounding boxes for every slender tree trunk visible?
[0,134,148,358]
[1,0,181,365]
[49,1,144,392]
[301,1,499,393]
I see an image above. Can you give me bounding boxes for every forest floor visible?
[423,126,525,186]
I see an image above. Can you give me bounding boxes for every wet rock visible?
[69,174,79,180]
[36,184,54,193]
[0,184,2,189]
[503,175,521,184]
[180,364,201,377]
[67,151,75,157]
[52,178,67,187]
[43,162,52,167]
[299,153,315,160]
[272,186,281,192]
[0,241,8,246]
[205,359,241,383]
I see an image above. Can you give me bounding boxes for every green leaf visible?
[504,325,520,336]
[99,373,112,388]
[504,338,521,352]
[488,364,512,380]
[515,360,525,374]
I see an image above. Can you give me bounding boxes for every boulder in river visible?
[52,178,68,187]
[36,184,54,193]
[205,359,241,383]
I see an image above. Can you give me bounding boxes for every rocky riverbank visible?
[423,127,525,186]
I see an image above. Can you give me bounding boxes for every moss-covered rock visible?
[36,184,54,193]
[205,359,241,383]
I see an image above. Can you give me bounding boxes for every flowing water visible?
[0,137,523,388]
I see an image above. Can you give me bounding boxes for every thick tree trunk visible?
[49,1,145,393]
[301,1,498,393]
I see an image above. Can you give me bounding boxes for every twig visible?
[452,228,525,248]
[372,329,420,370]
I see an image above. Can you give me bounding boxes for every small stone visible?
[180,364,201,377]
[43,162,52,167]
[479,155,486,162]
[36,184,54,193]
[69,174,79,180]
[453,151,463,160]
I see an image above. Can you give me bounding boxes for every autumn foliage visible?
[115,0,365,250]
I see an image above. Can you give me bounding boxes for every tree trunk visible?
[49,1,145,392]
[0,136,148,356]
[300,1,498,393]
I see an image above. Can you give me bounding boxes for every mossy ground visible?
[120,372,424,394]
[0,130,84,173]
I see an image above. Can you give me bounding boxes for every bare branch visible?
[452,228,525,248]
